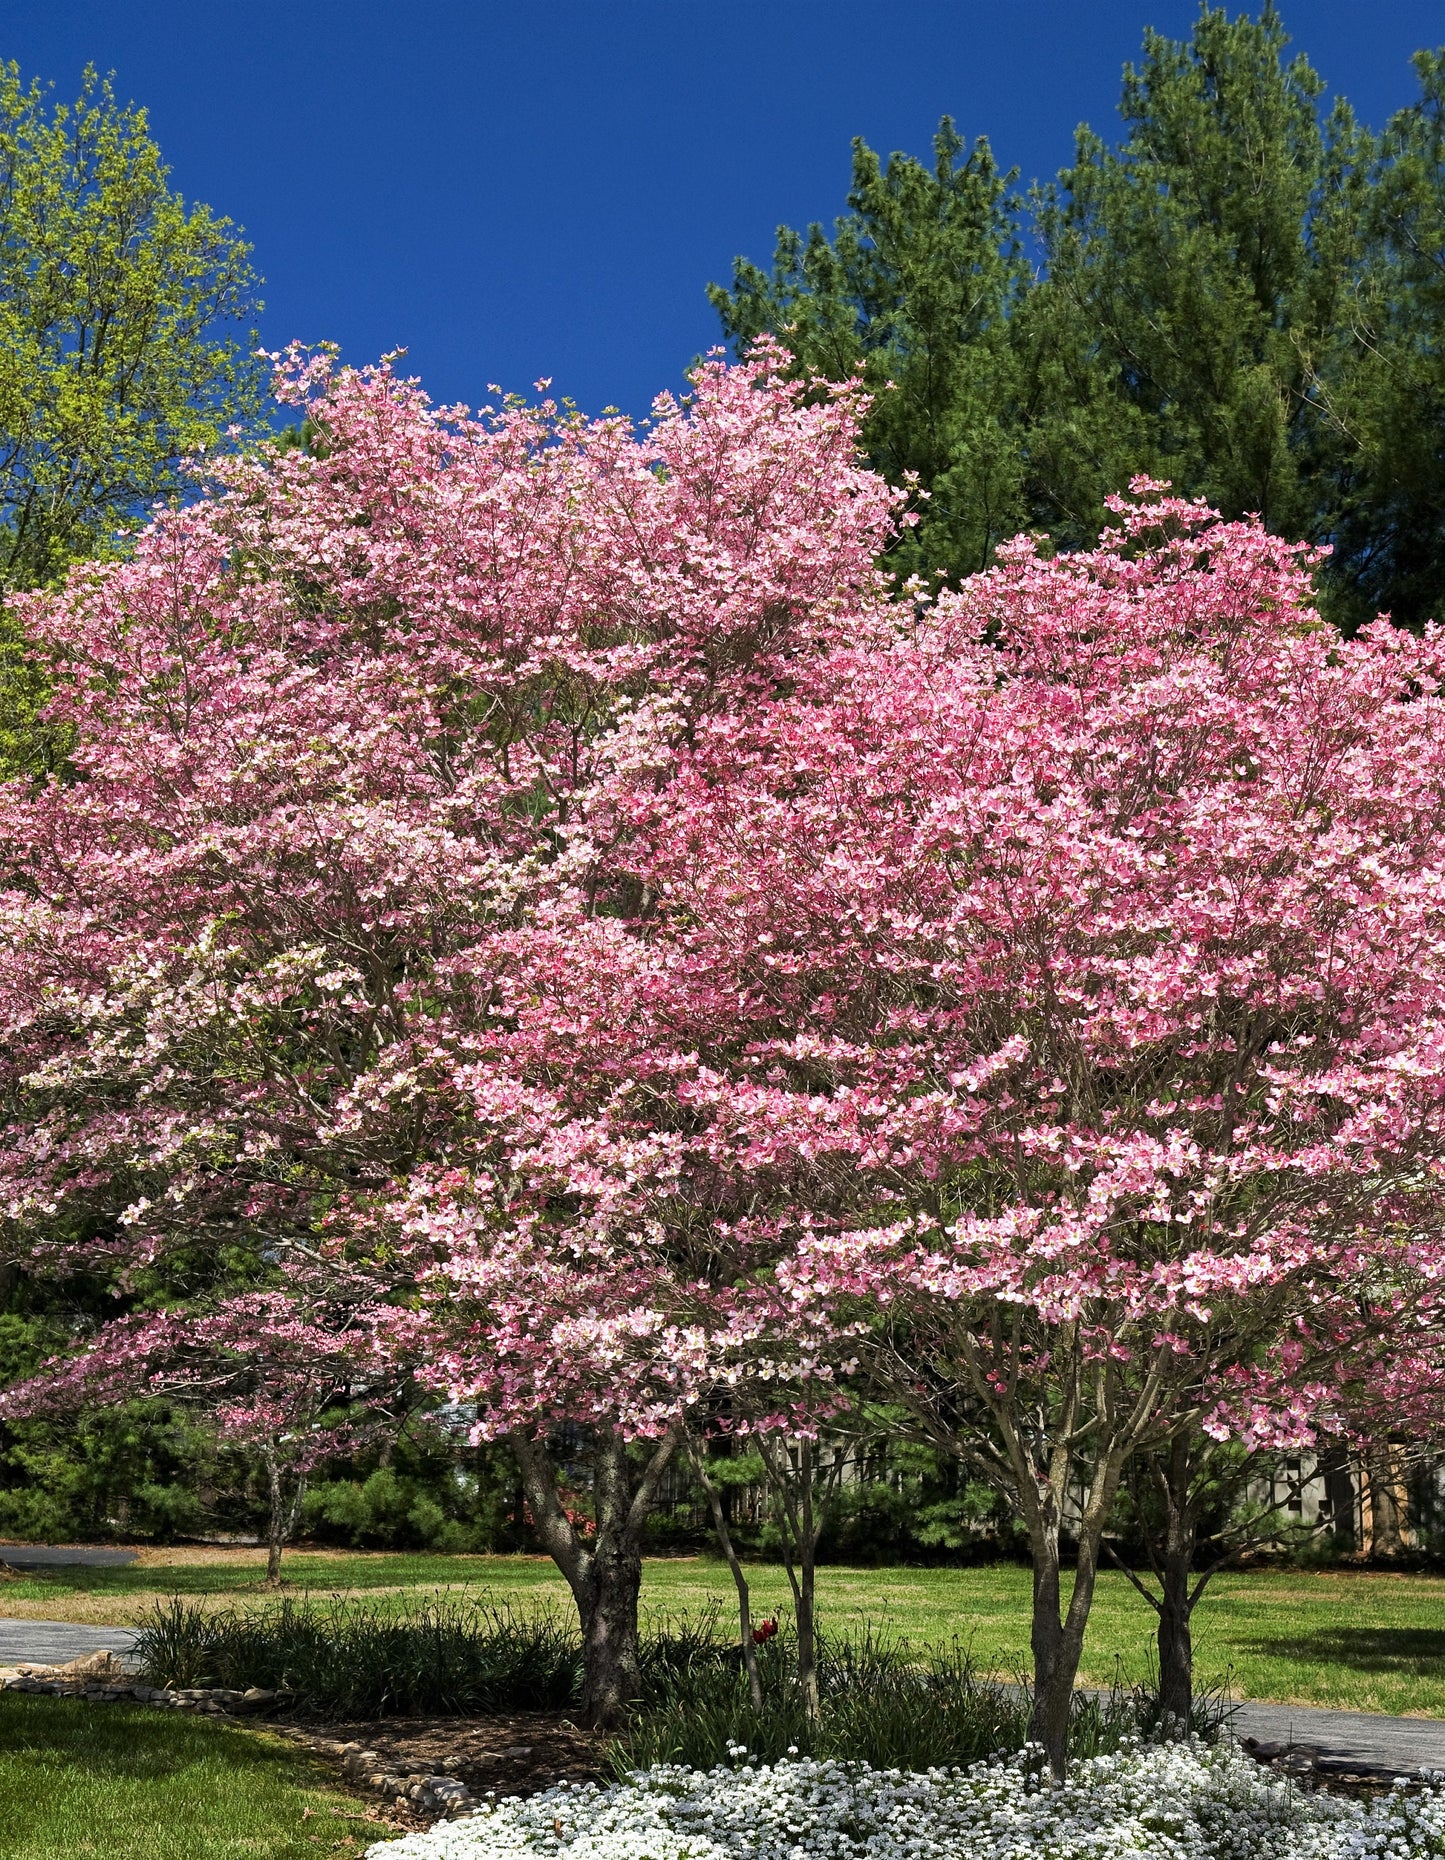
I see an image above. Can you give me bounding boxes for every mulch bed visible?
[296,1709,610,1800]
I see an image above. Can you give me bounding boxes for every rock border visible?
[1,1668,478,1820]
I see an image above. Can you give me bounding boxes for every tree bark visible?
[263,1450,304,1587]
[509,1424,677,1731]
[758,1434,827,1729]
[577,1509,645,1729]
[1025,1513,1078,1779]
[1155,1435,1198,1725]
[793,1440,820,1728]
[1022,1448,1126,1782]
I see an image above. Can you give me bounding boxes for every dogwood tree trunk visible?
[757,1435,842,1731]
[987,1334,1143,1783]
[1154,1436,1200,1726]
[510,1425,677,1730]
[263,1448,306,1587]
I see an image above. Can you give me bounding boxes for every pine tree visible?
[1324,50,1445,631]
[1026,4,1371,559]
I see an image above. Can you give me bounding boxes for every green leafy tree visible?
[0,1298,215,1543]
[0,62,263,776]
[0,62,263,592]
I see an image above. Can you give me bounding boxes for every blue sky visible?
[5,2,1442,420]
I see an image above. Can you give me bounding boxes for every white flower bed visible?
[366,1743,1445,1860]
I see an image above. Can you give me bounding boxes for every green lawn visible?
[6,1549,1445,1716]
[0,1691,386,1859]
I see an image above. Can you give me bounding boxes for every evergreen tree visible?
[711,6,1445,631]
[1026,3,1371,557]
[1324,50,1445,630]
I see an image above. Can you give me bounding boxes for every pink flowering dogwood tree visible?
[0,339,899,1723]
[0,1291,385,1580]
[408,486,1445,1774]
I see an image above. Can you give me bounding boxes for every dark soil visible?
[299,1708,609,1800]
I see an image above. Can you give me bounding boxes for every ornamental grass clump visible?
[136,1594,761,1721]
[134,1594,582,1717]
[367,1745,1445,1860]
[619,1629,1018,1775]
[616,1627,1182,1776]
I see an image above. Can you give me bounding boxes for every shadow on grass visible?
[0,1692,311,1782]
[1249,1628,1445,1677]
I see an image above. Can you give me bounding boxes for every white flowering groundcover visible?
[368,1742,1445,1860]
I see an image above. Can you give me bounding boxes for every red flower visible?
[752,1617,778,1644]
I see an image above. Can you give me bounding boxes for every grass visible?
[0,1690,387,1859]
[7,1547,1445,1716]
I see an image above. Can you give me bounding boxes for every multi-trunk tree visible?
[460,483,1445,1777]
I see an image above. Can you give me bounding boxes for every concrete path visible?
[0,1544,138,1568]
[0,1540,138,1569]
[1229,1699,1445,1778]
[0,1620,139,1668]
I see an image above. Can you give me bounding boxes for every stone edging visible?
[1,1671,478,1819]
[295,1730,477,1817]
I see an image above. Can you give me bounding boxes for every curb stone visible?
[0,1666,477,1820]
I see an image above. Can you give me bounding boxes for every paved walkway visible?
[0,1620,139,1667]
[1230,1699,1445,1777]
[0,1544,137,1569]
